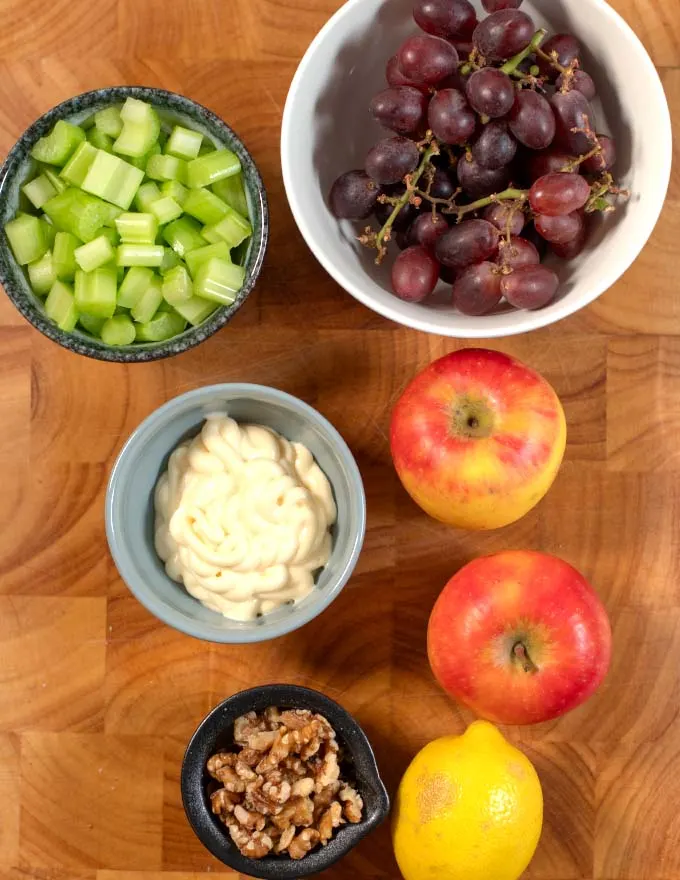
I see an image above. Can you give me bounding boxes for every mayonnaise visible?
[154,414,337,621]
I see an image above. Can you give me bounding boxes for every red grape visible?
[435,219,499,268]
[529,172,590,216]
[365,137,420,185]
[483,203,525,236]
[472,121,517,170]
[473,10,535,61]
[582,135,617,173]
[501,265,559,309]
[551,224,588,259]
[430,167,457,200]
[537,34,580,81]
[451,40,474,58]
[452,262,503,315]
[370,87,429,135]
[440,265,458,284]
[482,0,523,9]
[528,148,577,181]
[414,0,477,39]
[428,89,477,145]
[396,35,459,86]
[556,69,596,101]
[386,55,428,91]
[465,68,515,118]
[496,235,539,270]
[508,90,556,150]
[409,212,450,249]
[457,156,511,198]
[535,210,584,244]
[329,171,381,219]
[392,246,441,301]
[551,89,597,154]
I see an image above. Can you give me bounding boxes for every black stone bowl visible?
[181,685,390,878]
[0,86,269,362]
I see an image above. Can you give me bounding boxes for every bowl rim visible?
[0,85,269,362]
[105,382,367,643]
[180,684,390,878]
[280,0,673,339]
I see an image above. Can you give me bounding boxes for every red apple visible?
[427,550,612,725]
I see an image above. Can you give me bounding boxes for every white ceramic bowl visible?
[282,0,672,338]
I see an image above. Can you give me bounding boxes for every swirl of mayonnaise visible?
[154,415,337,621]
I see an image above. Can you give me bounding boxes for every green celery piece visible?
[128,142,161,171]
[99,226,120,247]
[78,313,106,335]
[81,150,145,210]
[166,125,203,160]
[156,297,174,313]
[146,153,187,184]
[115,212,158,244]
[113,100,161,159]
[187,149,240,189]
[161,180,188,206]
[212,173,249,217]
[102,204,124,228]
[162,216,207,258]
[135,309,187,342]
[101,314,136,346]
[40,218,57,249]
[87,127,114,152]
[53,231,80,281]
[95,106,123,139]
[28,250,56,295]
[41,167,68,195]
[22,174,57,210]
[135,181,162,213]
[117,243,164,267]
[31,120,86,167]
[194,257,244,305]
[150,196,182,226]
[131,275,162,323]
[45,280,78,331]
[74,266,117,318]
[185,241,231,278]
[59,141,98,187]
[162,264,193,305]
[43,188,114,242]
[4,214,47,265]
[198,140,216,156]
[117,266,155,309]
[183,188,229,226]
[74,234,115,273]
[202,206,252,249]
[173,295,218,326]
[160,247,180,274]
[120,97,156,125]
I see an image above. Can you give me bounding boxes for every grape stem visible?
[442,188,528,221]
[501,29,547,76]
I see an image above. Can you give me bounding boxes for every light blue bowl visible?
[105,384,366,643]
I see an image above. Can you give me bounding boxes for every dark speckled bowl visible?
[0,86,268,362]
[181,685,390,878]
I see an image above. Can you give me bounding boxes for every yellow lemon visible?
[392,721,543,880]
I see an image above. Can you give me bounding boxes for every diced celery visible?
[45,280,78,331]
[162,264,193,306]
[157,297,174,313]
[103,204,124,228]
[53,231,79,281]
[185,241,232,278]
[166,125,203,160]
[150,196,182,226]
[74,234,115,272]
[87,127,114,152]
[99,226,120,247]
[22,174,57,210]
[28,250,56,295]
[120,98,156,125]
[146,153,187,184]
[162,216,207,258]
[117,243,164,267]
[78,313,106,335]
[95,106,123,139]
[4,214,47,265]
[114,100,161,159]
[43,188,115,242]
[40,167,68,195]
[194,257,244,305]
[115,212,158,244]
[117,266,155,308]
[199,140,217,156]
[31,120,85,166]
[40,218,57,249]
[135,181,162,214]
[81,150,145,210]
[187,149,241,189]
[202,207,252,249]
[59,141,98,187]
[173,295,218,326]
[212,173,249,217]
[161,180,188,207]
[160,247,180,274]
[128,142,161,171]
[135,309,187,342]
[101,314,136,346]
[74,266,117,318]
[131,275,163,323]
[183,188,229,226]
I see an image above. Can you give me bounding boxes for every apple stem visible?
[513,641,539,675]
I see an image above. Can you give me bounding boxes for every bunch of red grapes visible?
[328,0,626,315]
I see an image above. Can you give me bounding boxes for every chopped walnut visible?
[207,752,237,779]
[292,777,315,798]
[210,788,239,816]
[280,709,314,730]
[238,748,262,767]
[228,823,274,859]
[262,779,291,805]
[339,786,364,824]
[319,801,344,844]
[234,804,266,831]
[288,828,321,860]
[273,823,296,853]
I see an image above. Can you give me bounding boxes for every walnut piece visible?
[339,786,364,824]
[319,801,344,845]
[288,828,321,860]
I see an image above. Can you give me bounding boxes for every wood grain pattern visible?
[0,0,677,877]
